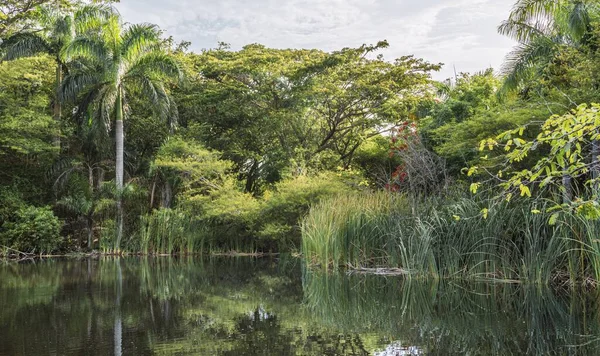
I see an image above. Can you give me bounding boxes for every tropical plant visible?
[60,14,182,250]
[498,0,597,92]
[1,2,114,147]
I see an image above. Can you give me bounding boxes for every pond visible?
[0,257,599,355]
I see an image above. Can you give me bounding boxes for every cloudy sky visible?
[115,0,516,80]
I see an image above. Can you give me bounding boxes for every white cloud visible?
[115,0,517,80]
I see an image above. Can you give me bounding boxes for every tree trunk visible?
[150,176,157,209]
[88,165,94,191]
[115,88,124,252]
[53,62,62,148]
[87,216,94,250]
[245,159,259,193]
[161,180,172,208]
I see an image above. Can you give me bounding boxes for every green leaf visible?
[519,184,531,197]
[549,213,560,226]
[481,208,489,219]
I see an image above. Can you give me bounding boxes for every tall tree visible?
[2,2,114,147]
[60,14,181,250]
[180,42,439,193]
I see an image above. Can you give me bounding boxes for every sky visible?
[115,0,517,80]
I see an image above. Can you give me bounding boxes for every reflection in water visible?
[114,259,122,356]
[304,270,600,355]
[0,257,598,355]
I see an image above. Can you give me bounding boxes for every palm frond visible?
[36,5,60,29]
[48,157,84,193]
[59,72,101,103]
[498,19,551,42]
[74,4,117,35]
[62,36,108,64]
[2,33,51,60]
[121,23,161,62]
[167,95,179,132]
[563,1,592,42]
[127,51,183,82]
[102,15,123,54]
[507,0,562,24]
[500,36,557,92]
[47,157,76,181]
[95,197,116,214]
[97,85,118,128]
[131,76,171,119]
[51,15,73,45]
[57,195,93,216]
[84,103,112,145]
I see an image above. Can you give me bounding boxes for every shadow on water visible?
[0,257,599,355]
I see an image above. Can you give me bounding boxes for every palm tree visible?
[498,0,595,92]
[61,14,182,251]
[1,3,114,147]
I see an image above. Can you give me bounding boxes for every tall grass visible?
[302,192,600,284]
[139,208,200,254]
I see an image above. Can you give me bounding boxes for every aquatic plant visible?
[139,208,198,254]
[302,192,600,285]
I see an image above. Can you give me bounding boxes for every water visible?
[0,257,599,355]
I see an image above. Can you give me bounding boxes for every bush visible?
[180,179,262,252]
[171,173,351,253]
[256,173,349,250]
[1,205,62,254]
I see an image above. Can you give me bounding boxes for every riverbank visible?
[0,248,279,261]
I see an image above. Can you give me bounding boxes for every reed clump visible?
[139,208,199,255]
[301,193,600,285]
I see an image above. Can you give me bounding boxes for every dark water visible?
[0,257,599,355]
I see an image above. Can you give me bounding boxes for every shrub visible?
[181,179,262,252]
[257,173,349,250]
[172,173,351,253]
[1,205,62,254]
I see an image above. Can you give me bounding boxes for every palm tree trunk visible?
[87,216,94,250]
[115,88,124,252]
[53,62,62,148]
[150,177,157,209]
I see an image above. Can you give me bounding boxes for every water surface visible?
[0,257,599,355]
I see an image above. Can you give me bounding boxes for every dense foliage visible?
[0,1,437,254]
[3,0,600,287]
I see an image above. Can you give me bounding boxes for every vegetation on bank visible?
[302,192,600,285]
[301,0,600,285]
[3,0,600,290]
